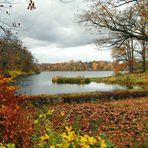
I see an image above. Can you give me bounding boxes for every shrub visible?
[0,69,34,147]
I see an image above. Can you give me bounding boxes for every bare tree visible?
[115,0,138,7]
[0,0,36,36]
[79,0,148,44]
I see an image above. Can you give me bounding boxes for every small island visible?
[52,76,91,84]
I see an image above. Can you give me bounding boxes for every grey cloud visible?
[9,0,95,48]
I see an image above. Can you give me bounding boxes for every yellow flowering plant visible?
[32,107,114,148]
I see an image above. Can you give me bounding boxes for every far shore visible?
[50,72,148,86]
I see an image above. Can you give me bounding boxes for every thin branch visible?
[115,0,138,7]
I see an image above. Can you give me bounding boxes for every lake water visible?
[15,71,140,95]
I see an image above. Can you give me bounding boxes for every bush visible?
[0,69,34,147]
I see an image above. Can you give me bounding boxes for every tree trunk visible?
[142,46,146,73]
[141,41,146,73]
[128,62,134,73]
[131,39,134,73]
[127,39,134,73]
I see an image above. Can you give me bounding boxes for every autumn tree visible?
[141,41,148,72]
[112,39,135,73]
[0,32,38,73]
[78,0,147,72]
[135,40,148,72]
[80,0,147,43]
[112,0,148,72]
[132,0,148,72]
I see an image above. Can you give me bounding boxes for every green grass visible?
[8,70,40,77]
[52,76,91,84]
[90,72,148,85]
[52,73,148,85]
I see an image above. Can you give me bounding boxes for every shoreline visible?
[15,72,148,103]
[24,89,148,106]
[90,72,148,85]
[7,70,40,78]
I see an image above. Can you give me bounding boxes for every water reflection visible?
[15,71,142,95]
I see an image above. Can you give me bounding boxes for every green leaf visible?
[105,140,114,148]
[68,143,74,148]
[99,133,106,139]
[6,143,15,148]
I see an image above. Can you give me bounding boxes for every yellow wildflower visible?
[40,134,49,141]
[68,131,76,141]
[80,134,97,146]
[62,130,76,142]
[80,135,88,143]
[80,143,90,148]
[62,126,76,141]
[65,126,72,132]
[56,141,69,148]
[100,139,106,148]
[47,110,54,115]
[88,136,97,145]
[39,113,46,118]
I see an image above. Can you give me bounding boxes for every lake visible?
[15,71,140,95]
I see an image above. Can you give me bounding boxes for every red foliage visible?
[0,70,34,147]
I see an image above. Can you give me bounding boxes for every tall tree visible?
[112,39,135,73]
[137,40,148,72]
[78,0,147,72]
[79,0,148,44]
[0,33,37,72]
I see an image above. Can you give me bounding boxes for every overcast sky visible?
[8,0,112,63]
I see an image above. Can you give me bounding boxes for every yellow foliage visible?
[33,110,108,148]
[40,134,49,141]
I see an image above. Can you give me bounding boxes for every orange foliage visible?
[0,69,34,147]
[113,62,127,74]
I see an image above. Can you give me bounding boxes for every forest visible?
[39,60,113,71]
[0,33,39,76]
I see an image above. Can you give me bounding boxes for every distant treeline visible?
[0,34,39,74]
[38,60,113,71]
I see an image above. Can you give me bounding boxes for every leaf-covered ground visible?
[42,97,148,148]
